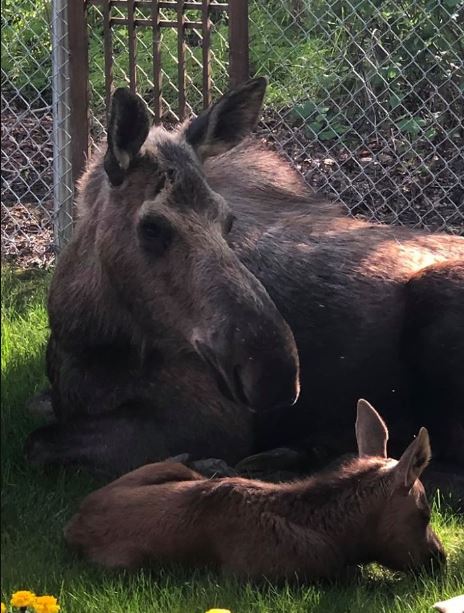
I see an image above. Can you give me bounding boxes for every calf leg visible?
[403,260,464,465]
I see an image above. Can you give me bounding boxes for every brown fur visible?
[64,400,445,580]
[26,79,464,477]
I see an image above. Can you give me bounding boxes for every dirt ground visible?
[2,101,54,267]
[2,101,463,268]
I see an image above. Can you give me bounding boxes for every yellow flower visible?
[1,602,7,613]
[33,596,60,613]
[205,610,231,613]
[10,591,36,608]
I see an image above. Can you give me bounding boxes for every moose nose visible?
[196,313,300,411]
[430,536,447,566]
[423,532,446,574]
[233,344,300,411]
[227,312,300,411]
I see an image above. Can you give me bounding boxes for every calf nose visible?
[431,542,447,566]
[424,534,446,573]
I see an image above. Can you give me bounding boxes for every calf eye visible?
[224,214,236,235]
[138,216,173,256]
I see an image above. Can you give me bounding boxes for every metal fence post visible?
[52,0,74,250]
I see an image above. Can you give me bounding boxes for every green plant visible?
[1,0,52,99]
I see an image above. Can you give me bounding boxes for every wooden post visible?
[201,0,211,109]
[103,0,113,117]
[151,0,162,123]
[68,0,89,185]
[228,0,249,87]
[127,0,137,93]
[177,0,186,120]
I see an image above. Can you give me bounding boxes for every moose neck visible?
[283,458,392,566]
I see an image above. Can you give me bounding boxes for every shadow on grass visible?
[1,267,51,318]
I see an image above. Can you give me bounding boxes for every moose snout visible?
[233,332,301,411]
[423,531,447,573]
[194,313,300,411]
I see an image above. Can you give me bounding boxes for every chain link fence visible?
[250,0,464,233]
[2,0,463,267]
[1,0,54,265]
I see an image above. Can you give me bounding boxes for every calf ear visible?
[185,77,267,161]
[356,399,389,458]
[104,88,150,186]
[395,427,431,491]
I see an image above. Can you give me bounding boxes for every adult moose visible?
[26,78,464,476]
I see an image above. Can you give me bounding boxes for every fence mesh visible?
[1,0,54,266]
[250,0,464,233]
[1,0,463,267]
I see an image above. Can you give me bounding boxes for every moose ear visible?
[184,77,267,161]
[395,427,431,491]
[104,88,150,186]
[355,399,389,458]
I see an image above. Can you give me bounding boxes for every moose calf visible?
[65,399,445,581]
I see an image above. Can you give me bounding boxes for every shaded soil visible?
[2,100,463,268]
[1,99,55,267]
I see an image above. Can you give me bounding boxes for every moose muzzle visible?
[194,303,300,412]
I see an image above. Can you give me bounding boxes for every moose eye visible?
[224,214,236,235]
[138,216,173,255]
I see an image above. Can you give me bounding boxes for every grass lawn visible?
[1,267,463,613]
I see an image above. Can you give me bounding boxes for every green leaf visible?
[293,101,317,120]
[396,117,426,136]
[308,120,324,133]
[389,93,403,109]
[319,128,340,141]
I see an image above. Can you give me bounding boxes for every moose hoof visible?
[24,427,61,467]
[165,453,192,465]
[236,447,305,476]
[188,458,237,478]
[26,389,54,421]
[24,435,51,467]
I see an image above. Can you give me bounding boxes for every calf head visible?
[98,78,299,411]
[356,399,446,572]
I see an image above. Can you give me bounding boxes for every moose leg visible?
[25,394,253,478]
[25,405,172,478]
[403,261,464,466]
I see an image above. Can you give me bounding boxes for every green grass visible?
[1,267,464,613]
